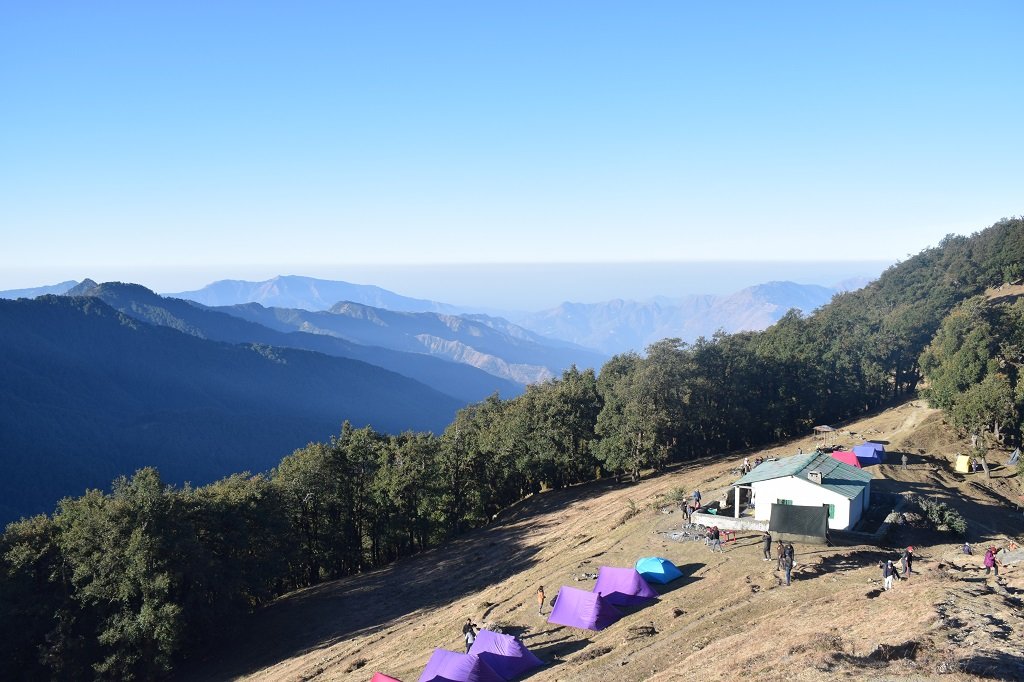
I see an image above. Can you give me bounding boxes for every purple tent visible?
[547,585,622,631]
[853,442,885,466]
[468,629,542,680]
[417,650,504,682]
[592,566,658,607]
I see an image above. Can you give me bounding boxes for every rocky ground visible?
[187,401,1023,681]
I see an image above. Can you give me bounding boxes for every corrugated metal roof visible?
[735,452,871,499]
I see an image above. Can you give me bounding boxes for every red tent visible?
[830,450,862,468]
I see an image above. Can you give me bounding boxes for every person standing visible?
[777,540,786,570]
[782,550,794,586]
[536,586,546,615]
[984,547,999,577]
[901,453,908,470]
[762,531,773,561]
[901,546,914,577]
[882,560,895,590]
[463,618,478,652]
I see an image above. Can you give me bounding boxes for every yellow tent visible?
[954,454,972,473]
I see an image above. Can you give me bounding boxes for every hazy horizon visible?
[0,259,891,311]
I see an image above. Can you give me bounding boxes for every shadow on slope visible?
[179,478,628,680]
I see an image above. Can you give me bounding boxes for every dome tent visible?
[634,556,683,584]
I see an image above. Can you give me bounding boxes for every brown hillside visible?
[189,401,1024,682]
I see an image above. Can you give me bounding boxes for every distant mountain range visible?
[0,295,464,523]
[165,275,468,314]
[2,276,856,359]
[512,281,839,354]
[0,280,79,299]
[215,300,605,384]
[66,280,522,403]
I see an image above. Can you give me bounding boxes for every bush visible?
[915,496,968,535]
[665,487,689,504]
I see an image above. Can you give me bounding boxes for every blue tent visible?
[634,557,683,584]
[853,442,885,466]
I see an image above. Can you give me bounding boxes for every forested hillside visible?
[0,295,463,523]
[1,217,1021,680]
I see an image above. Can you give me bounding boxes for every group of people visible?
[761,531,796,585]
[682,489,702,523]
[879,546,915,590]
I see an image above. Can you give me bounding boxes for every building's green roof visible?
[735,452,872,500]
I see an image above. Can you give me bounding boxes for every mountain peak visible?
[65,278,100,296]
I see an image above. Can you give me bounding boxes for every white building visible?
[732,452,873,531]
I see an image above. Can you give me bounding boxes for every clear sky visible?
[1,2,1021,297]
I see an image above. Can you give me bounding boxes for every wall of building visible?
[751,476,859,530]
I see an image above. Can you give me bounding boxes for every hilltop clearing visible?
[189,400,1023,681]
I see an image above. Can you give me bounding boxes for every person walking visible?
[882,559,895,590]
[462,618,478,653]
[536,586,546,615]
[901,546,914,577]
[710,526,723,552]
[984,547,999,577]
[762,531,773,561]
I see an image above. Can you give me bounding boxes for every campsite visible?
[185,399,1023,682]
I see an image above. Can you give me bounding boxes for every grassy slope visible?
[188,401,1024,682]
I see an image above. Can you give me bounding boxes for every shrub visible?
[915,496,968,535]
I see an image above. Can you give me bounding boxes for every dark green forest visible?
[2,218,1022,680]
[0,295,464,523]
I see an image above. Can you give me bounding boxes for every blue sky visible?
[1,2,1021,298]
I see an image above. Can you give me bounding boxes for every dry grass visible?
[187,401,1024,682]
